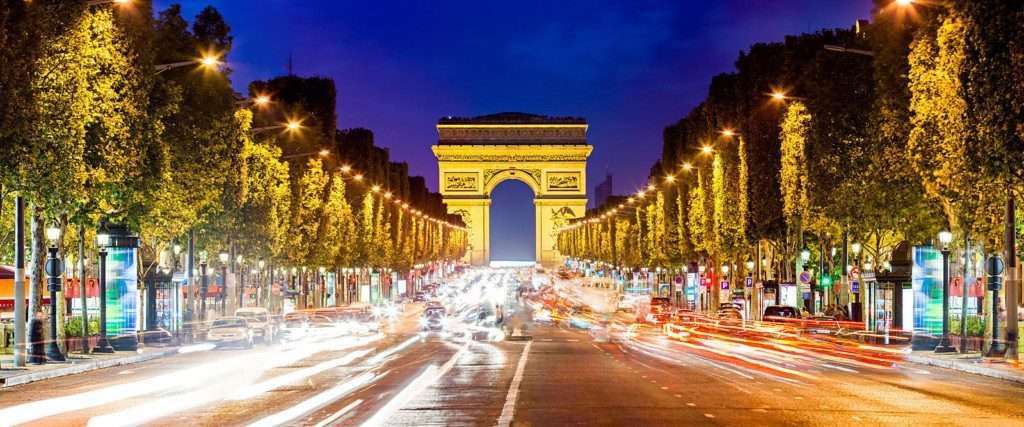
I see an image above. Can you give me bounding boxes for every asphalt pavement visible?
[1,287,1023,426]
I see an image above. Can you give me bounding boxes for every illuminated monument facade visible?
[433,113,592,266]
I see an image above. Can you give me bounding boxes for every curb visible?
[905,354,1024,385]
[0,348,179,388]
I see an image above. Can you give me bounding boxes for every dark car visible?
[762,305,800,321]
[422,307,447,331]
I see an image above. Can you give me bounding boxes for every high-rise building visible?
[593,173,613,208]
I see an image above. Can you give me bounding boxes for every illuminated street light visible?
[720,129,736,138]
[353,174,364,181]
[664,175,675,183]
[701,145,713,154]
[154,54,222,75]
[340,165,351,173]
[88,0,130,6]
[771,91,787,101]
[253,120,303,135]
[894,0,913,5]
[682,162,693,171]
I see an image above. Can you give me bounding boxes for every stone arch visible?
[433,113,592,267]
[483,168,541,196]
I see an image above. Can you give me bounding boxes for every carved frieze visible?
[444,172,478,192]
[546,172,581,191]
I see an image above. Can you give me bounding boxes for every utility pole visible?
[13,196,26,367]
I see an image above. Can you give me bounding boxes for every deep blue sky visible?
[157,0,874,260]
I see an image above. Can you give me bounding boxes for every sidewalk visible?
[906,351,1024,384]
[0,346,181,388]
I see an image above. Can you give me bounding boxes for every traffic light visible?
[820,274,833,287]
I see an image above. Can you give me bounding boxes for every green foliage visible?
[64,316,100,338]
[779,101,812,236]
[908,10,1006,249]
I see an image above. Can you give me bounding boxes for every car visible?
[645,298,673,324]
[235,307,275,343]
[307,315,339,336]
[590,320,611,342]
[802,316,843,336]
[207,317,254,348]
[675,308,697,323]
[421,306,447,332]
[413,292,427,302]
[762,305,800,322]
[279,313,309,341]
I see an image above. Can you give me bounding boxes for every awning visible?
[0,297,52,310]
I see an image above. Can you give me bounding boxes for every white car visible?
[207,317,254,349]
[279,313,310,342]
[235,307,275,343]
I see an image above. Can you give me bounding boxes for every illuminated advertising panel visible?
[104,246,138,338]
[912,246,943,336]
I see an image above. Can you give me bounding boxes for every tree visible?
[908,10,1005,249]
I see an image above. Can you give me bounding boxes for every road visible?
[1,280,1023,426]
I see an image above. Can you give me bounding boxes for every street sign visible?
[799,271,811,284]
[720,280,729,290]
[848,266,860,281]
[850,280,859,293]
[674,275,683,284]
[745,277,752,288]
[987,255,1004,291]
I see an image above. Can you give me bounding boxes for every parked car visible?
[235,307,275,343]
[206,317,254,349]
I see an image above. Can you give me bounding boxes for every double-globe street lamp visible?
[44,227,65,362]
[93,229,114,353]
[935,230,956,353]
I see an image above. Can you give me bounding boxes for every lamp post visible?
[44,226,65,362]
[935,231,956,353]
[258,260,265,307]
[219,252,229,315]
[93,229,114,353]
[199,255,209,322]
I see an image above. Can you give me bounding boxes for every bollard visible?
[29,315,46,365]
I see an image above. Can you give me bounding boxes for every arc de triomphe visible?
[433,113,592,267]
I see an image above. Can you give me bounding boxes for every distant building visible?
[593,173,613,208]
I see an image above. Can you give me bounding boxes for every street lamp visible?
[93,229,114,353]
[154,54,221,74]
[253,120,304,135]
[935,230,956,353]
[44,226,65,362]
[87,0,130,6]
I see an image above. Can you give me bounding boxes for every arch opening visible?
[488,179,536,263]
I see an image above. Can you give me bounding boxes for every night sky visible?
[157,0,874,261]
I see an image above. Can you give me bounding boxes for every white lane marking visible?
[361,344,468,427]
[313,399,363,427]
[496,341,533,427]
[246,372,379,427]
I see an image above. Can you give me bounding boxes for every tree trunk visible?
[27,204,45,316]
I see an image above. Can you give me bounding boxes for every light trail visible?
[229,348,374,400]
[245,372,380,427]
[312,399,364,427]
[360,344,468,427]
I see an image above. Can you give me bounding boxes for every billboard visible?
[104,246,138,338]
[911,246,943,336]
